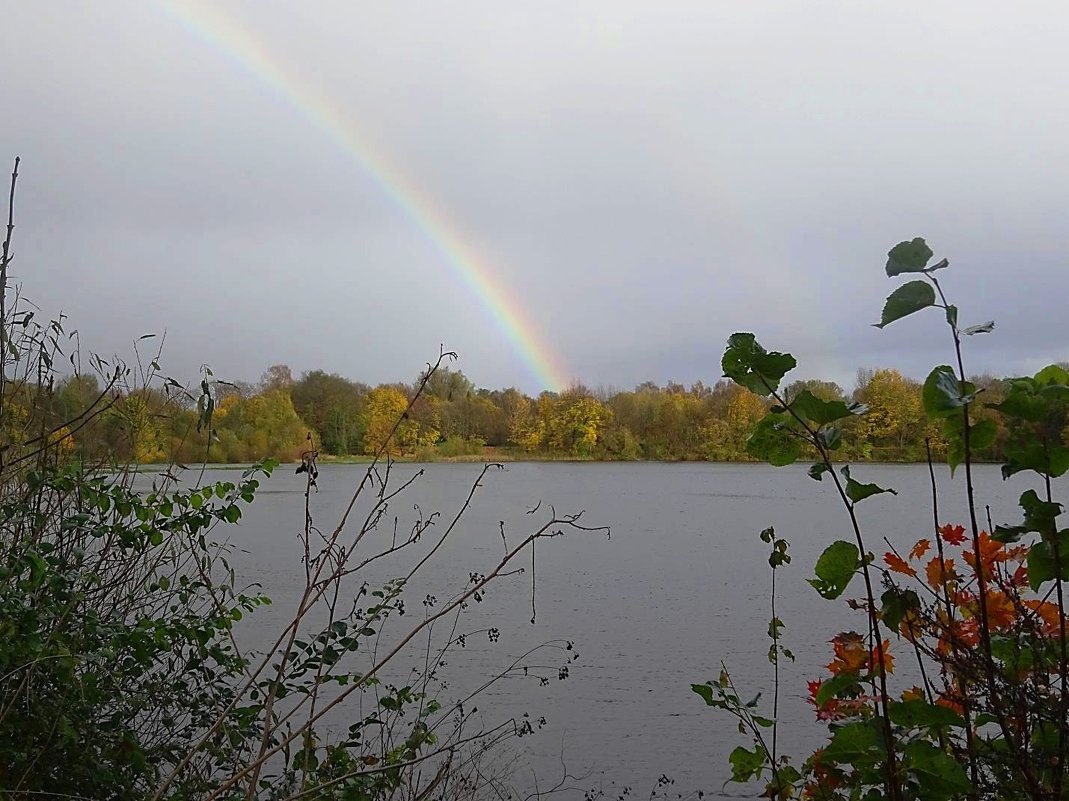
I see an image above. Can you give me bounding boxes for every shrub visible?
[696,238,1069,801]
[0,162,606,799]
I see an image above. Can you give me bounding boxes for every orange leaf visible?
[909,538,931,561]
[1011,564,1029,588]
[1024,600,1063,636]
[936,693,965,716]
[898,605,923,643]
[926,557,956,590]
[984,590,1016,630]
[884,551,917,577]
[827,632,869,675]
[939,524,967,546]
[871,639,894,675]
[964,531,1007,579]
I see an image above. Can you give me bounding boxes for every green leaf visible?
[691,682,720,706]
[970,419,998,451]
[24,551,48,588]
[945,417,998,475]
[1019,489,1061,535]
[845,478,897,503]
[823,721,882,764]
[1003,441,1069,479]
[808,463,830,481]
[1027,534,1069,591]
[881,588,920,633]
[945,304,958,329]
[991,384,1046,422]
[923,366,976,418]
[728,746,765,783]
[875,280,937,329]
[992,524,1028,544]
[808,540,859,600]
[889,699,964,729]
[886,238,934,276]
[904,740,972,798]
[746,415,802,466]
[818,425,842,450]
[816,673,860,706]
[790,390,863,425]
[990,635,1034,676]
[722,333,797,396]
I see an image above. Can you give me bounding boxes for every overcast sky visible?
[3,1,1068,394]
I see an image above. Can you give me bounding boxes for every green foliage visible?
[721,333,797,396]
[693,527,798,798]
[923,365,977,417]
[0,458,276,797]
[745,414,802,466]
[993,366,1069,478]
[885,237,936,275]
[789,389,864,426]
[808,540,859,600]
[699,235,1069,801]
[875,280,937,328]
[841,465,897,503]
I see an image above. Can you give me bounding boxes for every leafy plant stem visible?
[1044,471,1068,799]
[928,272,1037,793]
[926,438,980,799]
[770,548,779,773]
[760,376,901,801]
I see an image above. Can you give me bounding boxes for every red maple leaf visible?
[938,524,967,545]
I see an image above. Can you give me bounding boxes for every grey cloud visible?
[2,1,1068,393]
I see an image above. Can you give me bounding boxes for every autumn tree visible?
[290,370,367,455]
[853,368,924,459]
[363,386,413,456]
[547,391,607,456]
[110,390,168,464]
[260,364,294,392]
[422,366,474,402]
[783,378,845,404]
[216,389,309,462]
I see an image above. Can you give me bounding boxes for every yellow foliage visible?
[47,425,75,453]
[854,369,923,451]
[214,394,239,420]
[363,387,410,456]
[547,395,607,455]
[508,395,545,452]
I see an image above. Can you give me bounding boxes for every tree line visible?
[32,360,1048,465]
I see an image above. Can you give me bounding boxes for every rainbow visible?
[157,1,570,391]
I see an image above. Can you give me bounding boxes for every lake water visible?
[189,461,1050,798]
